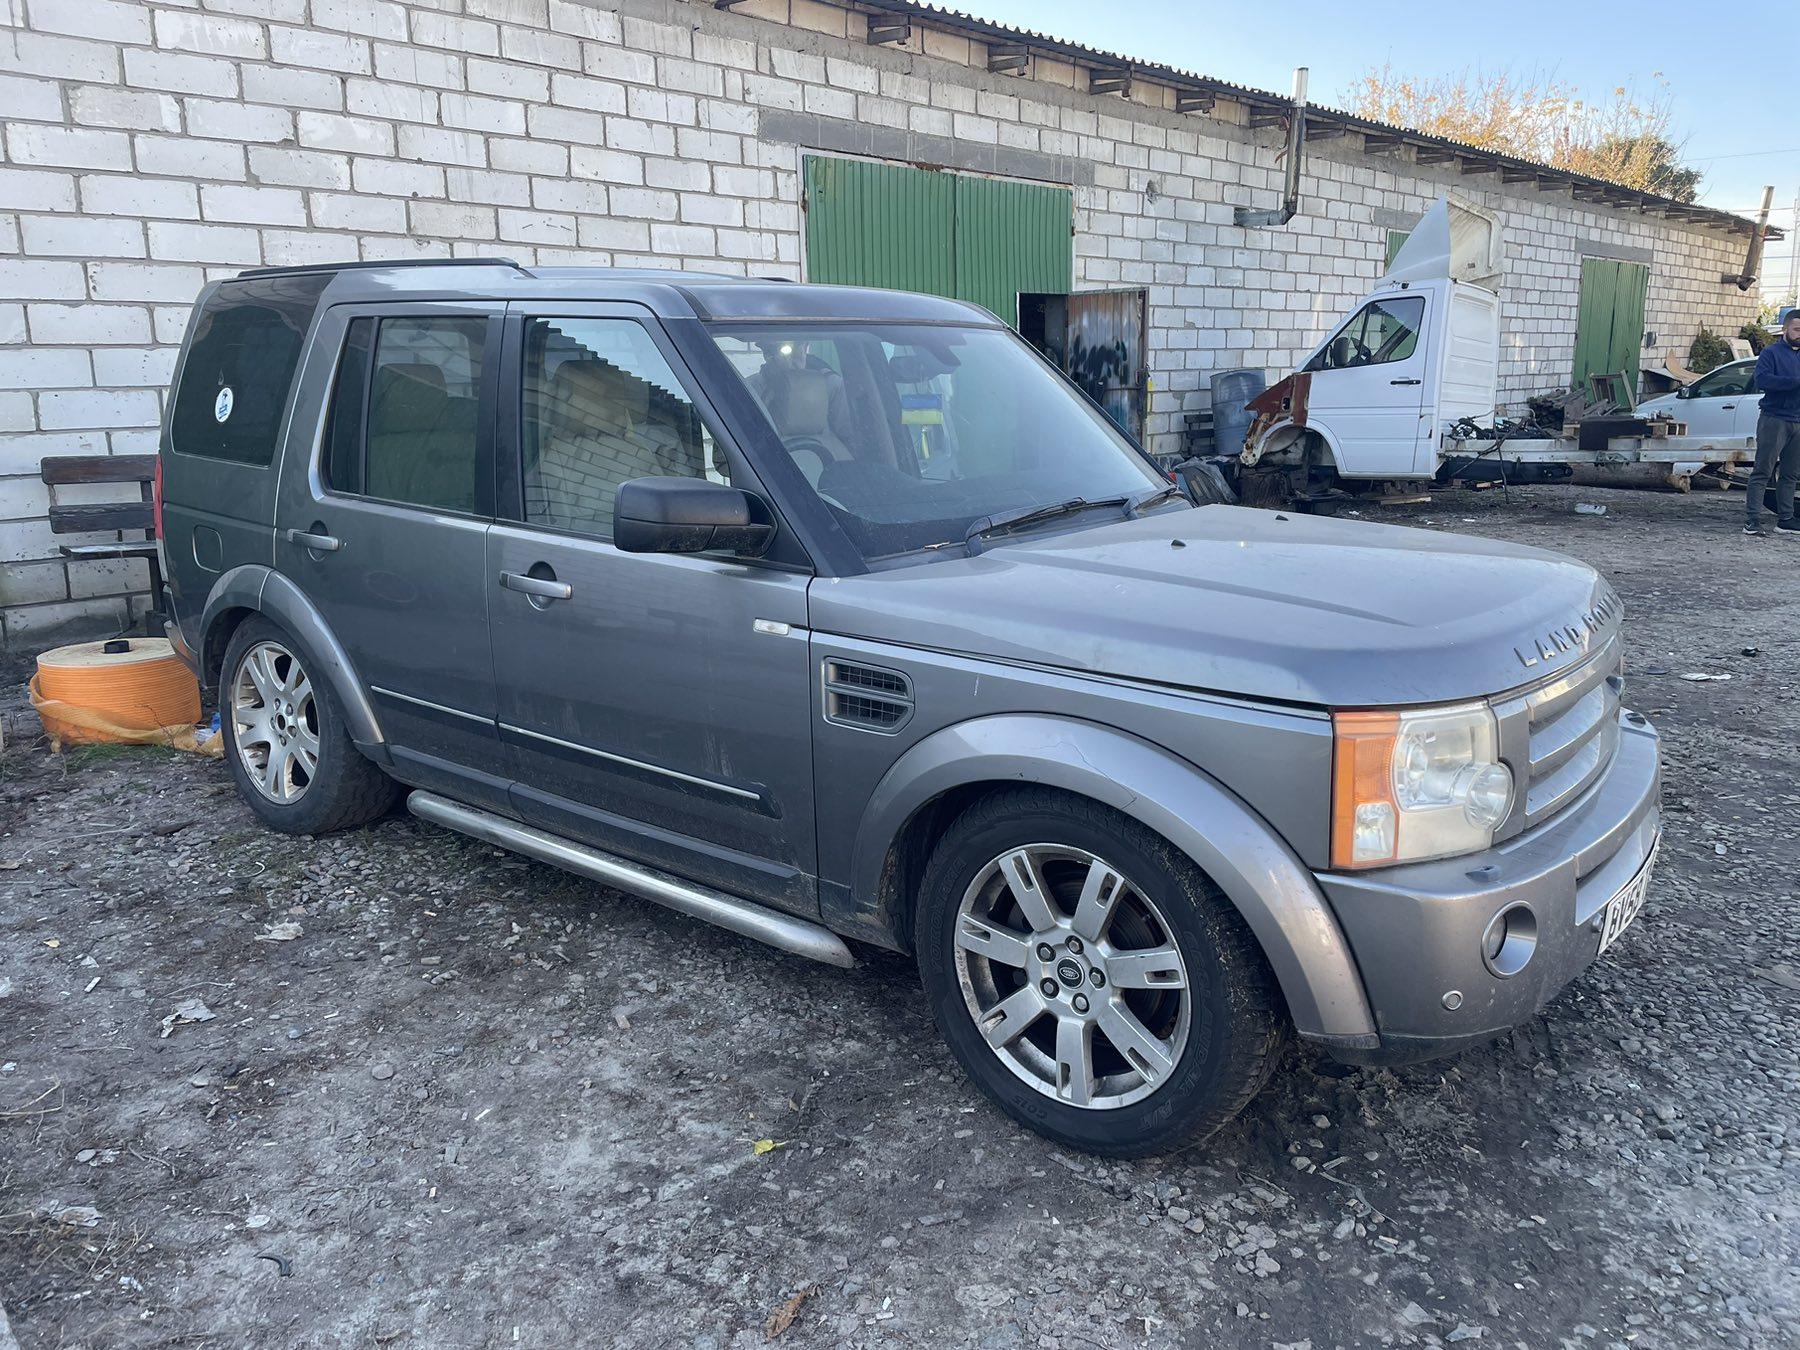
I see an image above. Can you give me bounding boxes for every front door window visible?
[1307,296,1426,372]
[520,317,725,540]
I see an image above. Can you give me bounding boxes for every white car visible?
[1638,358,1760,441]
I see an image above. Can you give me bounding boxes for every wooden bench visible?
[39,453,165,629]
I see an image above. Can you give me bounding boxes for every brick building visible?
[0,0,1771,643]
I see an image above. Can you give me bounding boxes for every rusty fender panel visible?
[1242,371,1310,463]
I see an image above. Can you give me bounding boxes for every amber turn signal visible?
[1330,709,1400,869]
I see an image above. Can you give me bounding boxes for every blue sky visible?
[958,0,1798,288]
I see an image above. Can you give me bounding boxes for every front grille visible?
[1494,634,1624,837]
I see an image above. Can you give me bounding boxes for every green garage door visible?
[1572,257,1650,395]
[803,156,1072,327]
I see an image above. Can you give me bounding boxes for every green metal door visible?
[803,155,1072,327]
[803,157,956,299]
[1573,257,1650,394]
[952,174,1073,324]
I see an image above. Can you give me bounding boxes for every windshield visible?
[704,322,1166,559]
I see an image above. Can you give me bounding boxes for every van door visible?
[272,302,508,809]
[486,304,817,916]
[1298,290,1434,478]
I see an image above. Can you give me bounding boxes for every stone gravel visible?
[0,482,1795,1348]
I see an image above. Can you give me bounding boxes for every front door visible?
[1692,360,1759,440]
[1300,291,1432,478]
[274,303,507,808]
[487,306,817,915]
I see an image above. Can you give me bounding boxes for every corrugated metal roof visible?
[844,0,1778,241]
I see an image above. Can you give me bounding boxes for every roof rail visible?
[234,257,528,280]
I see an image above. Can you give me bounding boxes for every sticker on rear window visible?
[213,386,234,424]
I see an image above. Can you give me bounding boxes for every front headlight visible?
[1331,701,1514,869]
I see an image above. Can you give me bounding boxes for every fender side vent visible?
[823,659,913,734]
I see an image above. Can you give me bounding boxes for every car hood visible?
[1637,392,1679,416]
[808,506,1621,707]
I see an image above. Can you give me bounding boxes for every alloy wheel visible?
[952,844,1191,1110]
[231,640,320,804]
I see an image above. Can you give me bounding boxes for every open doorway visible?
[1021,288,1150,444]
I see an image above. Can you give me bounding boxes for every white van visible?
[1240,198,1502,487]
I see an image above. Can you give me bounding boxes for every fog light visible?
[1481,903,1538,978]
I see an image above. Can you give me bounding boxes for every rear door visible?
[273,302,508,808]
[1299,290,1433,478]
[486,304,817,915]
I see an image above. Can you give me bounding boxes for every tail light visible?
[152,454,165,539]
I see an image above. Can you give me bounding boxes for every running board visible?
[406,791,856,969]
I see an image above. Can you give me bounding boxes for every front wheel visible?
[915,789,1287,1157]
[220,616,398,835]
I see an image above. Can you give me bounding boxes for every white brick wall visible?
[0,0,1763,644]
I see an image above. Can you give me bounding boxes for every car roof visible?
[226,258,1004,326]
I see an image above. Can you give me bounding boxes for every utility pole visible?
[1789,187,1798,306]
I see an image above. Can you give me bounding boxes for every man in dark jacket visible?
[1746,309,1800,535]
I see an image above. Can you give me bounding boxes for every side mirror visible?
[613,477,774,557]
[1674,386,1691,399]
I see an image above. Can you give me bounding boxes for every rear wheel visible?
[221,616,397,835]
[916,789,1286,1157]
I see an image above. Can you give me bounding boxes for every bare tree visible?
[1342,66,1701,201]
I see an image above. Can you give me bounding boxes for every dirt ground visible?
[1,482,1796,1350]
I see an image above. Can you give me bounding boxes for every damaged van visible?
[1239,197,1504,496]
[156,259,1660,1155]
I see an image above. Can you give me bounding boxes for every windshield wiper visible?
[963,495,1130,555]
[1125,483,1188,518]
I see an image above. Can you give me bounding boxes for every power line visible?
[1683,145,1800,163]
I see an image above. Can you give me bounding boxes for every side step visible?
[406,791,856,969]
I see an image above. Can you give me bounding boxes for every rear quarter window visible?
[169,274,331,466]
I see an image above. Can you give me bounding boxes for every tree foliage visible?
[1342,67,1702,201]
[1688,327,1733,374]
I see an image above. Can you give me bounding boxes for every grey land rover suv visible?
[157,259,1661,1156]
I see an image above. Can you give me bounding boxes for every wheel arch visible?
[852,714,1377,1046]
[200,564,386,748]
[1247,419,1342,472]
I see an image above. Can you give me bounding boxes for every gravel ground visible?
[1,482,1796,1350]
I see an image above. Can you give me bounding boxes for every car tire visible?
[915,788,1286,1157]
[220,616,398,835]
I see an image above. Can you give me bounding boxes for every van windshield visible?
[704,323,1166,559]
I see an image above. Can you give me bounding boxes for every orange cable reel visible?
[28,637,220,757]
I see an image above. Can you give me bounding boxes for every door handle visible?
[285,528,341,552]
[499,570,573,601]
[1720,404,1735,410]
[1390,378,1422,386]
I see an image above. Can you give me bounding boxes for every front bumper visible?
[1311,710,1660,1065]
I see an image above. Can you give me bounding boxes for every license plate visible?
[1597,844,1657,956]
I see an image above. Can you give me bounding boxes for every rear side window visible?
[170,274,330,465]
[323,315,489,515]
